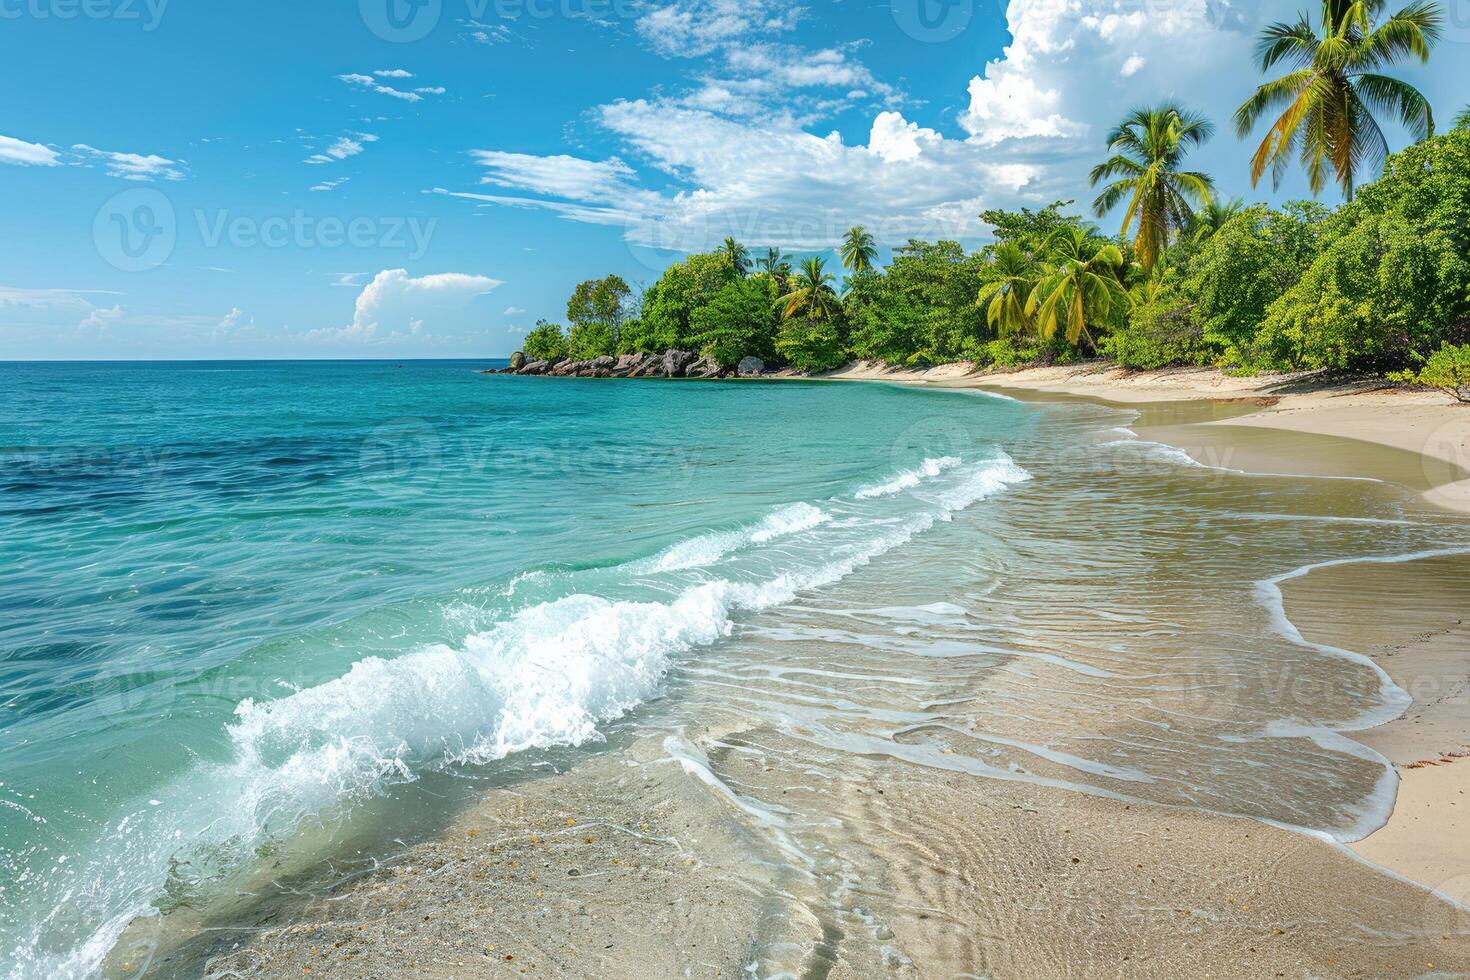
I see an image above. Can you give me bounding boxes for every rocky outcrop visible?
[737,357,765,377]
[497,350,755,380]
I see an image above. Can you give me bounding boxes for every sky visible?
[0,0,1465,360]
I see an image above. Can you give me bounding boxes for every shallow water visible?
[1,361,1466,976]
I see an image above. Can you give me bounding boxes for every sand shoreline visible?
[826,360,1470,904]
[112,365,1470,978]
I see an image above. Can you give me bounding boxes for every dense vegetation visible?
[519,0,1470,383]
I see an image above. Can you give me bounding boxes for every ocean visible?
[0,361,1464,976]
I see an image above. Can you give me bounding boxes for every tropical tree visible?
[1026,228,1130,348]
[1456,105,1470,130]
[1188,196,1248,243]
[719,236,752,276]
[757,247,793,288]
[840,226,878,275]
[975,243,1037,336]
[1089,104,1216,270]
[779,256,841,322]
[1234,0,1442,200]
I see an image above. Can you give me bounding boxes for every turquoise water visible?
[0,362,1035,974]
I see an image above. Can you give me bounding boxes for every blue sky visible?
[1,0,1465,359]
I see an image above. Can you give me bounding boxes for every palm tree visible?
[1455,106,1470,130]
[976,243,1037,336]
[1188,196,1247,243]
[719,237,751,276]
[757,247,793,288]
[1026,228,1130,348]
[840,227,878,274]
[1089,104,1215,271]
[779,257,841,322]
[1234,0,1442,200]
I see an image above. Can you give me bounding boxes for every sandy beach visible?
[108,363,1470,980]
[828,360,1470,906]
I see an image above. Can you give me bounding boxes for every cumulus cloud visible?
[72,144,188,181]
[436,0,1359,252]
[0,134,60,167]
[313,269,502,343]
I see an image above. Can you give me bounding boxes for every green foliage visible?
[522,319,568,362]
[1182,202,1326,363]
[1254,131,1470,370]
[1234,0,1440,198]
[1089,103,1215,270]
[567,275,631,353]
[779,257,842,324]
[775,316,846,373]
[979,201,1080,256]
[840,227,878,275]
[846,241,988,365]
[1027,228,1130,348]
[1396,343,1470,401]
[635,253,736,353]
[689,275,780,367]
[1101,294,1206,369]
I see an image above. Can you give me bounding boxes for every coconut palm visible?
[757,247,793,288]
[1089,104,1216,271]
[1026,228,1130,348]
[1235,0,1442,200]
[976,243,1037,336]
[1455,105,1470,130]
[719,237,752,276]
[779,257,841,322]
[1188,196,1247,243]
[840,226,878,274]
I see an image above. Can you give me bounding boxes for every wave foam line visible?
[855,457,961,500]
[634,502,831,573]
[25,453,1032,980]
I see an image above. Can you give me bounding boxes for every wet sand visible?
[118,367,1470,979]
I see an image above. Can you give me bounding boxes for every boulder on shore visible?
[737,356,765,377]
[510,352,527,371]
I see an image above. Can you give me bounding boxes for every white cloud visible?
[72,144,187,181]
[313,269,502,343]
[375,69,414,78]
[636,0,802,57]
[218,307,251,330]
[305,133,378,165]
[337,73,444,103]
[504,305,526,316]
[0,134,60,167]
[1120,53,1146,77]
[471,151,640,201]
[311,176,351,192]
[79,304,125,331]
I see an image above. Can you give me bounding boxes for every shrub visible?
[688,275,779,367]
[522,320,568,362]
[568,321,616,361]
[1397,343,1470,402]
[1102,296,1206,369]
[774,317,846,373]
[1255,131,1470,372]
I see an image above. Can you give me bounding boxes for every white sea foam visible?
[854,457,961,499]
[635,502,832,573]
[24,452,1032,980]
